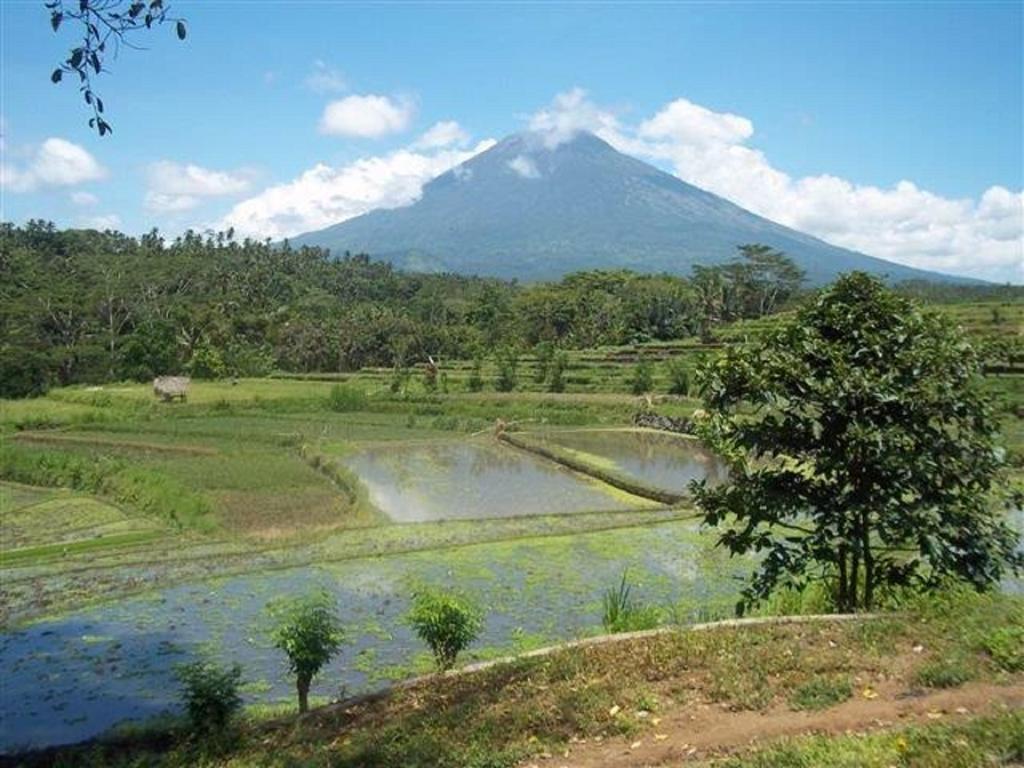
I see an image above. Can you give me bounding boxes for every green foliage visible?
[269,591,345,713]
[665,357,690,395]
[979,626,1024,672]
[175,660,243,736]
[601,570,661,633]
[692,272,1023,614]
[533,342,555,384]
[187,343,226,380]
[547,351,568,393]
[327,384,369,412]
[407,587,483,671]
[0,223,828,398]
[494,348,519,393]
[913,655,975,688]
[467,357,485,392]
[629,358,654,395]
[788,676,852,711]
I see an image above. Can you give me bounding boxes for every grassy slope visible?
[23,590,1022,768]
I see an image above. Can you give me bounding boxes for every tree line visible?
[0,221,806,397]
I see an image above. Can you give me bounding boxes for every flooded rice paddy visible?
[530,428,726,492]
[341,438,652,522]
[0,518,745,752]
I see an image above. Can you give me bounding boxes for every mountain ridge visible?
[290,131,975,285]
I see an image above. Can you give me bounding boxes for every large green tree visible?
[692,272,1022,613]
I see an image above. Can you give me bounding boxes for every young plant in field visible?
[548,350,569,393]
[494,348,519,392]
[602,570,661,633]
[630,358,654,395]
[269,591,344,713]
[407,587,483,671]
[665,358,690,396]
[467,357,485,392]
[175,659,243,736]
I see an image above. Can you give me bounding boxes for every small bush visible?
[327,384,368,412]
[630,359,654,395]
[788,676,852,711]
[407,587,483,671]
[665,358,690,396]
[494,349,519,393]
[467,358,484,392]
[533,342,555,384]
[547,351,568,393]
[188,343,226,380]
[913,655,975,688]
[602,571,661,633]
[980,626,1024,672]
[175,660,243,736]
[269,591,345,713]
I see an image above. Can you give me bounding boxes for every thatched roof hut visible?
[153,376,190,402]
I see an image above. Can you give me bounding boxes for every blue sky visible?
[2,1,1022,281]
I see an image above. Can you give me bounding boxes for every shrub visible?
[466,358,485,392]
[327,384,368,412]
[913,655,975,688]
[665,358,690,396]
[788,676,852,711]
[548,351,568,393]
[175,660,243,736]
[407,587,483,671]
[188,343,226,380]
[629,359,654,395]
[980,626,1024,672]
[269,591,345,713]
[390,365,411,394]
[494,349,519,393]
[602,571,661,633]
[534,342,555,384]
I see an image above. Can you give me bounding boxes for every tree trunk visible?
[837,545,849,613]
[297,674,311,714]
[861,511,875,611]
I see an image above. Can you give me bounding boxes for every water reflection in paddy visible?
[343,439,645,522]
[533,429,726,492]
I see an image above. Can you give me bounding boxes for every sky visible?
[1,1,1022,282]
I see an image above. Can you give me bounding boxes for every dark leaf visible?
[96,97,104,114]
[69,49,83,69]
[90,52,100,74]
[50,11,62,31]
[50,68,63,84]
[176,20,186,40]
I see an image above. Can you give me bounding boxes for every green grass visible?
[787,675,853,711]
[710,710,1024,767]
[28,590,1024,768]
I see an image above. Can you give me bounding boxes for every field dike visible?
[498,430,686,505]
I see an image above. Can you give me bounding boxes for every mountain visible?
[290,131,969,285]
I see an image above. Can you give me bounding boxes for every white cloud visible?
[527,87,624,149]
[70,191,98,206]
[304,60,347,94]
[527,89,1024,282]
[144,161,253,213]
[1,138,106,192]
[319,94,415,138]
[221,139,495,240]
[508,154,540,179]
[78,213,121,230]
[413,121,470,149]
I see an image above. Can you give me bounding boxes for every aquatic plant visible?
[601,570,661,633]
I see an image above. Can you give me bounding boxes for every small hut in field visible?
[153,376,190,402]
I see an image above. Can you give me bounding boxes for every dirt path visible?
[522,681,1023,767]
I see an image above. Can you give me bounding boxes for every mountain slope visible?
[291,132,968,284]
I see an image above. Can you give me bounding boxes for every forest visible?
[1,222,815,397]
